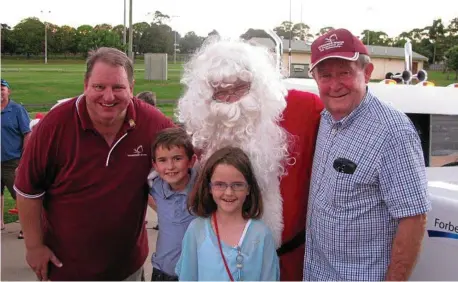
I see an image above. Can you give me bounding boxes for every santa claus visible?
[177,37,323,280]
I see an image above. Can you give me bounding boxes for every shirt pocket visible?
[5,113,19,129]
[333,161,378,210]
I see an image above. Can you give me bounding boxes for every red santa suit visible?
[278,89,323,281]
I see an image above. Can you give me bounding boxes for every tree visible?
[240,28,270,40]
[426,19,446,63]
[315,26,334,37]
[1,23,16,54]
[112,24,125,40]
[273,21,293,39]
[132,22,150,54]
[445,45,458,79]
[360,30,391,46]
[292,23,313,41]
[147,11,170,25]
[273,21,313,40]
[54,25,78,54]
[207,29,220,38]
[46,23,62,54]
[75,25,94,54]
[94,24,113,31]
[447,17,458,38]
[179,31,204,53]
[3,14,458,60]
[140,24,174,54]
[12,17,45,57]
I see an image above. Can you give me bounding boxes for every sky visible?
[2,0,457,39]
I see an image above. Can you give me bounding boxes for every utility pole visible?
[170,15,180,65]
[300,0,303,23]
[45,23,48,64]
[123,0,127,51]
[366,7,373,45]
[41,10,51,64]
[174,31,177,64]
[288,0,292,77]
[128,0,133,61]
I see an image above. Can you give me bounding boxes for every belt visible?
[276,229,306,256]
[151,268,178,281]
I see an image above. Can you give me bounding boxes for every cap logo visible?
[318,34,344,52]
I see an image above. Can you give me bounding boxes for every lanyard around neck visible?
[213,213,235,282]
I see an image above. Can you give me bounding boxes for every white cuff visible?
[13,185,45,199]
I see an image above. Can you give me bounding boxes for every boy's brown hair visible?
[152,127,194,161]
[188,146,263,219]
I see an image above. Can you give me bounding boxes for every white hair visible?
[176,37,293,247]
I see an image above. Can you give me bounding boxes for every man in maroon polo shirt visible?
[14,47,175,281]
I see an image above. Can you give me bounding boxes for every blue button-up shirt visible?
[304,90,431,281]
[148,168,197,276]
[1,99,31,162]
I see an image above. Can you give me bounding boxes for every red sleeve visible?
[138,99,176,130]
[14,118,57,198]
[279,90,323,241]
[312,92,324,116]
[161,113,176,129]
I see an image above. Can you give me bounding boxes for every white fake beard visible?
[178,91,290,248]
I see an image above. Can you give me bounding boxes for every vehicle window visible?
[430,114,458,167]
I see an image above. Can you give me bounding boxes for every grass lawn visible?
[1,60,183,118]
[3,192,18,224]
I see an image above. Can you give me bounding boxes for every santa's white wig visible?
[176,36,292,246]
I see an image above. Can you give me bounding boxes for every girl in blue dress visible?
[175,146,280,281]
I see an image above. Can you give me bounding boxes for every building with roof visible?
[250,38,428,80]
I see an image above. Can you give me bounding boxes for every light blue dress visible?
[175,217,280,281]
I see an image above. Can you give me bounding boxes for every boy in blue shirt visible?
[147,127,197,281]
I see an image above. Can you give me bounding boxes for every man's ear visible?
[152,160,158,171]
[84,79,89,93]
[364,63,374,84]
[130,79,135,96]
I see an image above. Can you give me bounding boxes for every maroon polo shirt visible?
[14,95,175,280]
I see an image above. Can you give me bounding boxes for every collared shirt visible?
[148,168,197,276]
[14,95,175,281]
[1,99,31,162]
[175,217,280,281]
[304,90,431,281]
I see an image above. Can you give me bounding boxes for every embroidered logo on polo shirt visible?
[127,145,148,157]
[318,34,344,51]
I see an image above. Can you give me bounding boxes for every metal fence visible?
[1,53,192,64]
[428,63,446,71]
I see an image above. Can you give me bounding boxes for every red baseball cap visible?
[310,28,369,71]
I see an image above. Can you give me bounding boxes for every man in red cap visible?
[304,28,430,281]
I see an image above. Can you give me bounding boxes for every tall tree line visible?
[1,13,458,70]
[0,11,206,58]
